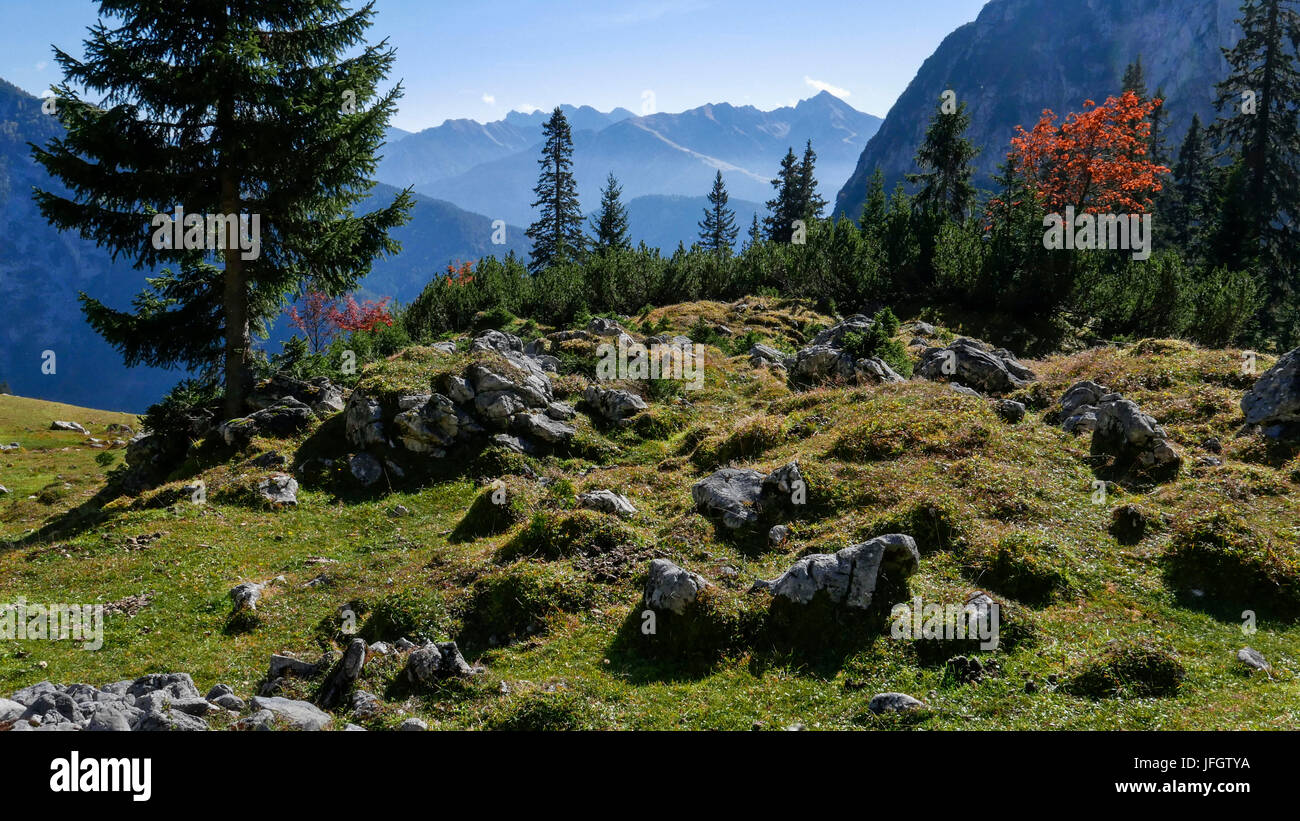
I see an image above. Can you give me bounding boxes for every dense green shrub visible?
[1163,510,1300,617]
[1063,640,1187,699]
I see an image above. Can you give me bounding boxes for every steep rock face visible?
[835,0,1240,219]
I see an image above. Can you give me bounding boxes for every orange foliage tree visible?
[1009,91,1170,214]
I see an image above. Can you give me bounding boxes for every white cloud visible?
[481,93,496,105]
[35,61,47,71]
[803,76,851,99]
[515,103,541,115]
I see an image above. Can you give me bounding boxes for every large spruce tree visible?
[698,170,739,257]
[526,107,584,272]
[32,0,412,419]
[1209,0,1300,342]
[796,140,828,222]
[763,147,802,242]
[906,97,979,222]
[589,173,630,254]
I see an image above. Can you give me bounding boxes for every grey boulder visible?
[750,534,921,610]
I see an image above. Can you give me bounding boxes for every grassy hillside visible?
[1,300,1298,730]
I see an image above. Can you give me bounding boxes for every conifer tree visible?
[527,107,585,272]
[859,168,888,241]
[796,140,828,222]
[698,170,739,258]
[1121,56,1149,99]
[907,97,980,222]
[31,0,412,418]
[589,173,630,254]
[1168,114,1215,251]
[746,214,762,250]
[1209,0,1300,341]
[764,147,803,242]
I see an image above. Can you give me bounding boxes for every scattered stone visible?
[316,638,368,709]
[218,398,314,448]
[691,467,763,529]
[749,343,787,369]
[257,474,299,506]
[1093,398,1181,477]
[1241,346,1300,433]
[512,411,576,445]
[583,384,647,422]
[246,373,345,419]
[644,559,713,615]
[917,338,1035,394]
[405,641,480,686]
[1237,647,1270,672]
[398,717,428,731]
[869,692,927,714]
[388,504,411,518]
[750,534,921,610]
[691,461,805,530]
[545,401,576,421]
[577,489,637,517]
[248,696,332,731]
[768,524,790,548]
[994,399,1026,423]
[229,582,263,612]
[350,690,382,719]
[50,421,89,434]
[232,709,276,731]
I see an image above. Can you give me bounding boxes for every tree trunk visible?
[221,170,250,420]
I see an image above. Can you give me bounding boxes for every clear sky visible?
[0,0,989,132]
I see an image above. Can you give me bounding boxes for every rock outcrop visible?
[786,316,904,387]
[643,559,713,615]
[750,534,921,610]
[917,338,1035,395]
[691,461,805,530]
[1242,346,1300,437]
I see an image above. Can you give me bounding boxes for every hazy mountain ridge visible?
[380,92,882,230]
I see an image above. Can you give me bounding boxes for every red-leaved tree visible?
[286,290,340,354]
[329,295,394,332]
[1009,91,1170,214]
[286,290,394,352]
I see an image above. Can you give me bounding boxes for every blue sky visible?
[1,0,989,132]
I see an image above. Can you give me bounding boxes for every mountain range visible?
[378,92,882,228]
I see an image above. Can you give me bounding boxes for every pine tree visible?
[1149,86,1170,166]
[906,97,980,222]
[746,214,762,250]
[763,148,803,242]
[31,0,412,418]
[1209,0,1300,341]
[698,170,739,257]
[526,107,585,272]
[796,140,828,222]
[859,168,888,240]
[1122,56,1149,99]
[589,173,630,254]
[1168,114,1214,251]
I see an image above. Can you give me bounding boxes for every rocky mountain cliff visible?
[835,0,1242,219]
